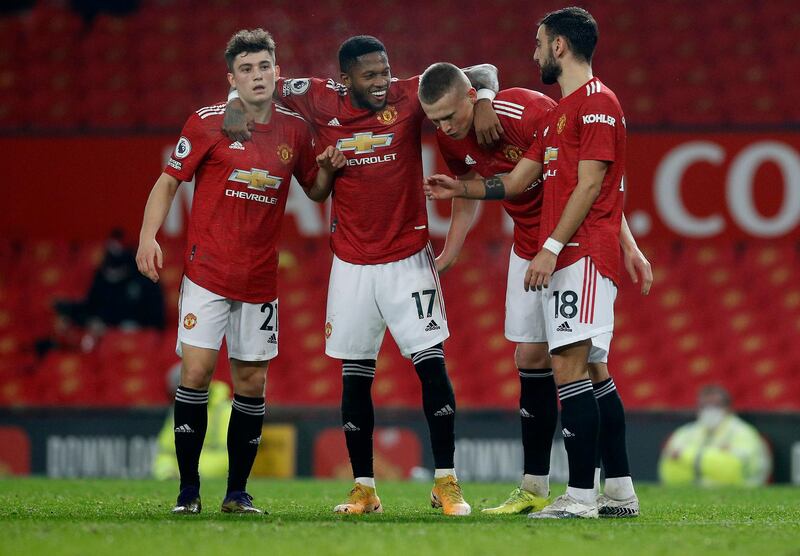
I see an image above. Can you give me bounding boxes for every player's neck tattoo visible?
[483,175,506,200]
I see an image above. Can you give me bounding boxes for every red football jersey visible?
[164,102,318,302]
[276,76,428,265]
[436,88,556,259]
[527,78,626,284]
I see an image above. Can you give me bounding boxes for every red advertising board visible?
[625,133,800,241]
[3,133,798,242]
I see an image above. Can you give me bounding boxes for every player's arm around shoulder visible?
[461,64,503,146]
[222,91,252,143]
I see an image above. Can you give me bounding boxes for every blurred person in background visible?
[153,364,230,482]
[61,228,164,331]
[39,228,165,355]
[659,385,772,487]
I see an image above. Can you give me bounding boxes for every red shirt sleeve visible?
[163,114,217,182]
[521,97,556,143]
[578,94,621,162]
[397,76,425,121]
[523,122,545,163]
[276,77,331,119]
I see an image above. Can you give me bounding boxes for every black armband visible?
[483,175,506,200]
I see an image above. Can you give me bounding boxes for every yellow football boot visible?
[333,483,383,514]
[430,475,471,516]
[481,487,550,514]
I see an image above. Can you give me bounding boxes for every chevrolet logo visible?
[544,147,559,164]
[228,168,282,191]
[336,132,394,154]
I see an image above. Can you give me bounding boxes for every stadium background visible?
[0,0,798,483]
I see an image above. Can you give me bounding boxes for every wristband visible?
[483,175,505,200]
[542,237,564,256]
[476,89,496,101]
[227,89,240,102]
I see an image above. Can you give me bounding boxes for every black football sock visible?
[341,360,376,478]
[593,377,631,478]
[226,394,266,494]
[412,344,455,469]
[557,379,599,490]
[519,368,558,476]
[174,385,209,491]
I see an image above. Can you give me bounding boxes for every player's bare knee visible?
[515,343,550,369]
[236,375,266,397]
[231,360,268,397]
[551,340,591,385]
[588,362,610,383]
[180,363,214,390]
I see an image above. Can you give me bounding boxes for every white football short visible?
[176,276,279,361]
[325,243,449,359]
[541,257,616,363]
[505,247,548,344]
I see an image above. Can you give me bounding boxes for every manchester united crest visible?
[376,105,398,125]
[183,313,197,330]
[277,143,294,164]
[324,322,333,339]
[557,114,567,134]
[503,144,524,162]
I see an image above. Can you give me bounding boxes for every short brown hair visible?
[418,62,470,105]
[224,29,276,71]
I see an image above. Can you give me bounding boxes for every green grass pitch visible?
[1,479,799,555]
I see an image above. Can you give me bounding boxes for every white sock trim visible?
[566,486,596,506]
[604,476,636,500]
[593,467,601,496]
[434,468,456,480]
[354,477,375,489]
[521,474,549,498]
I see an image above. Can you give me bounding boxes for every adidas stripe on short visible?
[540,257,616,362]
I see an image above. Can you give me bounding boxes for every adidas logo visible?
[464,154,477,165]
[556,321,573,332]
[425,320,441,332]
[562,427,575,438]
[228,141,245,150]
[343,422,360,432]
[434,404,455,417]
[249,436,262,445]
[268,333,277,344]
[174,424,195,433]
[520,408,534,418]
[327,117,341,126]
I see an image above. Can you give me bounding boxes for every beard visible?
[350,87,387,112]
[539,55,561,85]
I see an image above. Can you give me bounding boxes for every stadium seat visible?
[0,0,793,129]
[33,352,101,406]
